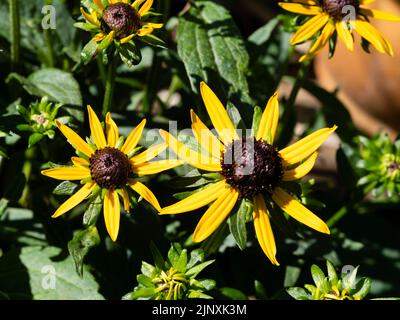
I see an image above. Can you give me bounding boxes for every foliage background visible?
[0,0,399,299]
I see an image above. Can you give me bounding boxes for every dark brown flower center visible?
[89,147,130,189]
[221,137,283,199]
[101,3,141,39]
[321,0,359,20]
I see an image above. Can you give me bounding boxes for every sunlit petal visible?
[128,179,161,211]
[121,119,146,155]
[282,152,318,181]
[104,189,121,242]
[132,160,183,175]
[41,167,91,181]
[256,92,280,143]
[105,113,119,148]
[55,120,94,157]
[87,105,107,149]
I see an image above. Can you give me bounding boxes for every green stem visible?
[326,205,349,228]
[19,147,37,207]
[279,58,312,147]
[102,60,116,116]
[9,0,20,70]
[44,28,55,68]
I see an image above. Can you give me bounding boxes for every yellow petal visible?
[104,190,121,242]
[291,14,329,45]
[80,8,99,26]
[159,129,222,172]
[272,187,330,234]
[41,167,91,181]
[122,187,130,212]
[359,8,400,22]
[360,0,375,4]
[299,22,336,62]
[138,0,153,16]
[256,92,280,143]
[278,2,321,15]
[355,19,394,56]
[132,0,146,7]
[146,22,163,29]
[93,0,104,10]
[279,126,337,165]
[283,152,318,181]
[253,195,279,266]
[160,180,227,215]
[200,82,238,145]
[336,21,354,52]
[52,183,96,218]
[137,26,154,37]
[128,179,161,211]
[121,119,146,155]
[292,0,318,4]
[105,113,119,148]
[192,187,239,243]
[55,121,94,157]
[132,160,183,175]
[120,34,135,44]
[87,105,106,149]
[71,157,89,167]
[191,109,224,160]
[130,143,167,165]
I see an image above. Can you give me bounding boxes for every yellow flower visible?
[80,0,163,45]
[159,82,337,265]
[42,106,182,241]
[279,0,400,61]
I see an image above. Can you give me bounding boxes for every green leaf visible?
[248,18,280,46]
[0,246,103,299]
[177,0,251,105]
[141,261,156,278]
[81,39,99,65]
[139,34,166,48]
[187,249,205,269]
[119,42,142,68]
[284,265,301,287]
[342,266,359,291]
[0,198,9,217]
[286,287,312,300]
[251,106,263,137]
[228,198,251,250]
[174,249,188,273]
[131,287,156,300]
[167,243,182,268]
[254,280,268,299]
[68,226,100,277]
[219,287,247,300]
[311,264,326,286]
[52,181,78,196]
[83,194,102,226]
[136,274,154,287]
[185,260,215,278]
[28,133,44,148]
[326,260,338,285]
[8,69,82,106]
[149,242,165,270]
[188,290,213,299]
[351,277,371,300]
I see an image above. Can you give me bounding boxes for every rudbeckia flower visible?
[159,82,337,265]
[42,106,182,241]
[279,0,400,61]
[77,0,163,63]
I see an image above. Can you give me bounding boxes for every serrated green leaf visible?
[0,246,103,299]
[177,0,250,105]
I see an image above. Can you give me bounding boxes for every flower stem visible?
[9,0,21,70]
[326,205,349,228]
[102,60,116,116]
[279,59,312,147]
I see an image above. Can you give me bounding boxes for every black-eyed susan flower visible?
[41,106,182,241]
[77,0,163,64]
[279,0,400,61]
[159,82,337,265]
